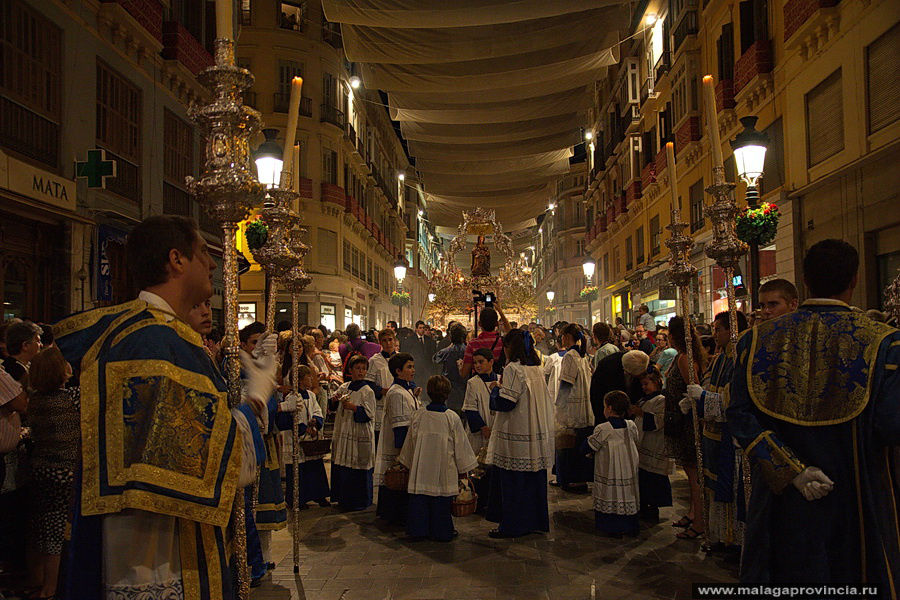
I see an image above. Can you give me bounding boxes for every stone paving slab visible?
[253,471,737,600]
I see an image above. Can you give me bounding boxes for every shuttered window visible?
[866,24,899,134]
[806,70,843,167]
[318,228,337,268]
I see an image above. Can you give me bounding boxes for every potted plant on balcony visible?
[736,202,780,247]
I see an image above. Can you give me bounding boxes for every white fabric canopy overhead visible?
[322,0,629,228]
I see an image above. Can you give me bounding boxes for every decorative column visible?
[187,38,265,599]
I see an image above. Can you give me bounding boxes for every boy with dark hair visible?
[374,352,421,524]
[462,347,496,512]
[331,355,377,511]
[366,328,396,446]
[399,375,477,542]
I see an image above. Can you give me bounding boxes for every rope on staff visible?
[291,293,302,574]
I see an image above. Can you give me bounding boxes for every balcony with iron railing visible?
[640,77,657,107]
[654,50,671,83]
[0,96,60,170]
[320,104,345,128]
[323,21,342,48]
[103,149,141,204]
[672,10,699,56]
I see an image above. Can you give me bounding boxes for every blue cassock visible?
[726,300,900,593]
[55,300,245,600]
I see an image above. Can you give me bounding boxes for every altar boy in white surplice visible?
[399,376,477,542]
[585,390,640,538]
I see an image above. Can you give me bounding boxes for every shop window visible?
[320,303,336,332]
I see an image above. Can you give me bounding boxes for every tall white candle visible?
[215,0,233,41]
[666,142,680,222]
[282,77,303,170]
[702,75,724,169]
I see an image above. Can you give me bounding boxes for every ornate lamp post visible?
[582,258,596,326]
[187,36,265,599]
[731,116,770,310]
[394,255,408,327]
[254,128,283,189]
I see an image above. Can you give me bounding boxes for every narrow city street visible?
[255,472,736,600]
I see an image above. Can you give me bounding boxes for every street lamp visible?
[254,128,284,189]
[394,255,407,327]
[349,75,361,89]
[582,258,596,326]
[731,115,770,310]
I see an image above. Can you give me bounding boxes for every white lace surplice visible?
[461,375,494,455]
[398,409,478,496]
[485,362,554,472]
[555,349,593,429]
[373,384,420,485]
[588,420,640,515]
[331,383,376,470]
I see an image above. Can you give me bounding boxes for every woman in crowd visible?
[591,323,619,372]
[485,329,554,538]
[553,323,594,491]
[431,323,468,413]
[649,326,677,379]
[27,346,79,599]
[663,315,706,541]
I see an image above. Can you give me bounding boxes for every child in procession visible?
[366,328,396,446]
[631,365,674,522]
[330,355,378,511]
[554,323,594,491]
[374,352,422,525]
[585,390,641,538]
[462,348,496,512]
[284,365,330,509]
[398,376,478,542]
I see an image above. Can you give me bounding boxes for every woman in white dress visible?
[586,390,640,537]
[373,352,421,524]
[485,329,554,538]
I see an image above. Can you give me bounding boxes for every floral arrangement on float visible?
[244,216,268,250]
[736,202,780,246]
[579,285,600,301]
[391,291,411,306]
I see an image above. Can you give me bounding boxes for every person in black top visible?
[2,320,43,382]
[589,349,648,425]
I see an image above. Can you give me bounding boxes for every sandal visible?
[676,526,705,540]
[671,515,693,528]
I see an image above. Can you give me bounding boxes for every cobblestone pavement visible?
[253,471,737,600]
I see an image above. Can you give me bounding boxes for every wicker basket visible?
[299,438,331,456]
[451,496,477,517]
[555,428,577,450]
[383,465,409,491]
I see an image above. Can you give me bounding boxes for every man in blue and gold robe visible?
[727,239,900,594]
[686,310,748,556]
[57,216,266,600]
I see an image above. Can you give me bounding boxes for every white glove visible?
[686,384,703,401]
[678,396,693,415]
[279,392,300,413]
[792,466,834,501]
[241,349,276,404]
[253,332,278,359]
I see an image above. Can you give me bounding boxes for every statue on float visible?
[471,235,492,277]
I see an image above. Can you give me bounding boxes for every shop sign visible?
[0,149,76,212]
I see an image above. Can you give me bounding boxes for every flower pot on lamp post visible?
[731,116,770,311]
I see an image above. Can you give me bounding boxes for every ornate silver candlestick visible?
[280,223,311,575]
[664,143,708,550]
[187,38,265,599]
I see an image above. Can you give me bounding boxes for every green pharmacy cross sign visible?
[75,149,117,188]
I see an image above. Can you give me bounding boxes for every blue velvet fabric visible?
[284,459,330,505]
[594,510,639,536]
[426,402,448,412]
[407,494,455,541]
[465,410,487,432]
[489,387,515,412]
[393,425,409,449]
[244,486,266,579]
[554,426,595,486]
[330,465,373,511]
[638,468,672,509]
[353,405,370,423]
[485,468,549,537]
[376,485,409,525]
